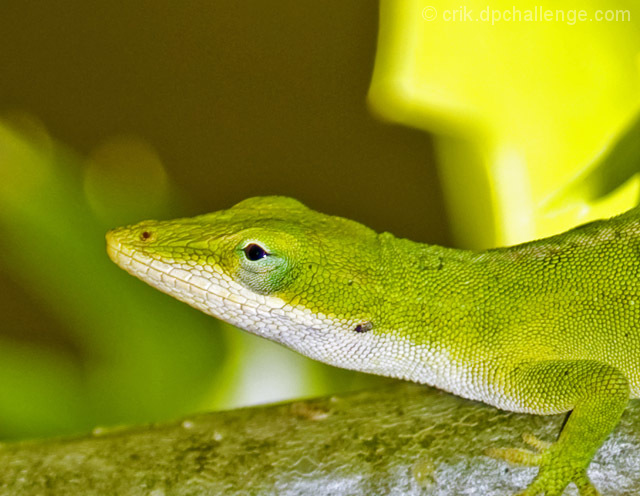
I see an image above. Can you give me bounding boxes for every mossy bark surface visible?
[1,382,638,495]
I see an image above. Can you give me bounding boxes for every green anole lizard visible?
[106,196,638,496]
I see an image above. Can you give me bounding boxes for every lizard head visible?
[106,196,394,368]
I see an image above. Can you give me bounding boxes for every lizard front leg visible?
[487,359,629,495]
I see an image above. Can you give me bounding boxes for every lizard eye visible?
[243,243,268,261]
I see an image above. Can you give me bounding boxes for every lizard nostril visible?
[140,231,152,241]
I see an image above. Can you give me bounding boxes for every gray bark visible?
[0,382,638,495]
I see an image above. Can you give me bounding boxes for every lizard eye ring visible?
[243,243,269,261]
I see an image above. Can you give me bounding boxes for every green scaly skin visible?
[106,196,640,495]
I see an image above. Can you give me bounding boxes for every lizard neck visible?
[376,233,495,372]
[378,232,483,331]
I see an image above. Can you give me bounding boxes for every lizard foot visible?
[486,433,600,496]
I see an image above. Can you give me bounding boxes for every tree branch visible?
[1,382,638,495]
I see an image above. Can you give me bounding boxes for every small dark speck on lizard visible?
[354,322,373,333]
[141,231,152,240]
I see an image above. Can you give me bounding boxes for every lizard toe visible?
[485,446,542,467]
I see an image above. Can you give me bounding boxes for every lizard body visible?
[106,196,640,495]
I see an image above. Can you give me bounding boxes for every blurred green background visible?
[0,1,448,440]
[1,0,638,441]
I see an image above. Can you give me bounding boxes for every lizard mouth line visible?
[106,242,239,307]
[106,240,303,332]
